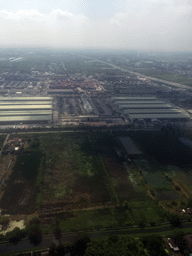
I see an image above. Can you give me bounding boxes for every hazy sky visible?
[0,0,192,51]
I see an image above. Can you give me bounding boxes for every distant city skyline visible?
[0,0,192,51]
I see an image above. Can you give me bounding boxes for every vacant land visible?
[133,68,192,86]
[2,130,192,232]
[0,150,42,214]
[39,132,111,210]
[0,135,6,149]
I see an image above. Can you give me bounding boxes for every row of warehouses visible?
[112,96,189,121]
[0,97,53,124]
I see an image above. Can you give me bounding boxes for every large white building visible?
[0,97,53,124]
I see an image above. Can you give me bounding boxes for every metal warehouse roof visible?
[0,110,52,116]
[0,97,53,101]
[0,115,52,122]
[119,104,172,109]
[0,101,52,105]
[118,137,142,155]
[128,113,188,119]
[0,105,52,110]
[112,97,157,100]
[118,90,156,94]
[116,101,164,104]
[124,109,179,114]
[47,89,73,92]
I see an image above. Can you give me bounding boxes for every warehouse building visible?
[128,113,188,121]
[112,96,189,122]
[119,104,172,109]
[0,97,53,124]
[112,96,157,101]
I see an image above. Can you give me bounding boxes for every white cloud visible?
[0,4,191,50]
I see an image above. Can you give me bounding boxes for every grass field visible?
[1,131,184,230]
[0,135,6,149]
[0,150,42,214]
[133,68,192,86]
[39,132,111,210]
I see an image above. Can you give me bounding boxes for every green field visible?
[3,131,192,231]
[0,135,6,149]
[0,150,42,214]
[133,68,192,86]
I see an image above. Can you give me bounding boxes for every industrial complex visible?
[112,96,189,122]
[0,97,53,125]
[0,68,191,129]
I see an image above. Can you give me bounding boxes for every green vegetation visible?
[13,61,35,73]
[0,135,6,149]
[64,60,125,75]
[2,130,192,235]
[85,235,149,256]
[0,145,43,214]
[133,68,192,86]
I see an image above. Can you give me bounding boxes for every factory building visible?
[0,97,53,124]
[112,96,189,122]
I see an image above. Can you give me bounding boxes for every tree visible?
[7,227,23,245]
[55,244,65,255]
[160,124,182,139]
[141,235,166,256]
[71,233,90,256]
[167,213,182,228]
[122,200,130,211]
[49,242,56,255]
[85,236,149,256]
[53,226,62,244]
[0,216,9,226]
[28,225,42,246]
[29,217,41,226]
[149,221,156,227]
[172,229,187,254]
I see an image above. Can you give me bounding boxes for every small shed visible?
[167,238,179,252]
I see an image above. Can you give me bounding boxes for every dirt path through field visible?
[0,134,9,155]
[39,203,119,217]
[137,171,156,200]
[0,155,16,200]
[173,179,192,199]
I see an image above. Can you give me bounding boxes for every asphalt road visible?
[94,59,192,90]
[2,222,192,254]
[0,127,162,136]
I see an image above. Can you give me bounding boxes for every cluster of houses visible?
[167,234,192,253]
[182,208,192,214]
[5,138,22,155]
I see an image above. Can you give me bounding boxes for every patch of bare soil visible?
[0,155,17,201]
[173,179,192,199]
[101,147,133,195]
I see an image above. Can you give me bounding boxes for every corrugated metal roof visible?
[128,113,188,119]
[118,137,142,155]
[112,97,157,100]
[0,105,52,110]
[119,104,172,109]
[0,110,52,116]
[0,115,52,122]
[124,109,179,114]
[0,101,52,105]
[116,101,164,104]
[0,97,53,101]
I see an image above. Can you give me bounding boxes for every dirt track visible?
[173,179,192,199]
